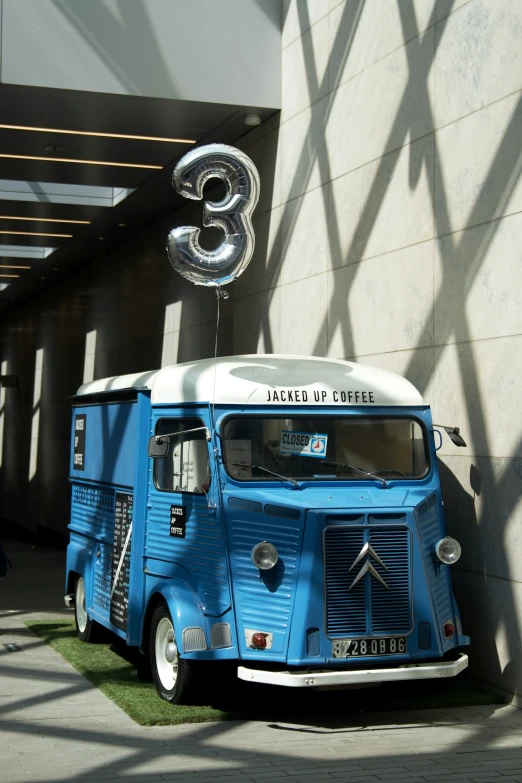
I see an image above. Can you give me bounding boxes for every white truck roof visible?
[76,355,424,407]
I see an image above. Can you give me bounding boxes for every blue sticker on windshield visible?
[280,431,328,458]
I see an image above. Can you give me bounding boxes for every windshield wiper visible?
[230,463,299,488]
[321,460,387,487]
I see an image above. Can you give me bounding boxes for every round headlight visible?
[252,541,279,570]
[435,537,461,565]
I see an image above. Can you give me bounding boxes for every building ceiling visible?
[0,82,275,307]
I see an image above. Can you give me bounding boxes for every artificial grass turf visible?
[26,619,227,726]
[26,620,500,727]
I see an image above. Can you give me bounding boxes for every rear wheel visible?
[74,576,102,642]
[150,603,197,704]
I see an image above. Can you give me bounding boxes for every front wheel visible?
[150,603,197,704]
[74,576,103,642]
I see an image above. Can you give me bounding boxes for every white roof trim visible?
[76,355,424,407]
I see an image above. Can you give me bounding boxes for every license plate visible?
[332,637,407,658]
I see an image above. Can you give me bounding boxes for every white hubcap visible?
[155,617,178,691]
[75,578,88,633]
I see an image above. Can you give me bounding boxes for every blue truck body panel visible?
[66,394,469,678]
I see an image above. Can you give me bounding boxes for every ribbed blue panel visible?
[228,517,302,630]
[368,528,411,633]
[324,529,366,635]
[70,483,115,542]
[145,494,229,616]
[93,543,112,617]
[417,494,454,630]
[324,526,412,636]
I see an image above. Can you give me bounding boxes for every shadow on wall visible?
[440,455,522,699]
[234,0,522,701]
[438,460,498,682]
[53,0,177,95]
[49,0,282,105]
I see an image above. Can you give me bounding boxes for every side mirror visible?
[148,435,170,458]
[444,427,467,448]
[433,425,467,448]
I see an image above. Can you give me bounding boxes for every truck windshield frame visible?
[221,414,430,483]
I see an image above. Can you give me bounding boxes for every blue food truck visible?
[65,354,469,704]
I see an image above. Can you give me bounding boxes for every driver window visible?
[154,418,210,494]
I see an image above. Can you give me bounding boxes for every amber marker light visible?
[0,215,90,225]
[0,153,162,170]
[0,123,196,144]
[0,229,73,238]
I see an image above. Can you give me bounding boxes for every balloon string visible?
[211,288,221,435]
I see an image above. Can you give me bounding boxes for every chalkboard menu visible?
[73,414,86,471]
[170,505,186,538]
[110,492,133,632]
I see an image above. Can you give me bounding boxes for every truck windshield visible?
[222,416,429,482]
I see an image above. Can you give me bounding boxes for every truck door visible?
[145,411,231,619]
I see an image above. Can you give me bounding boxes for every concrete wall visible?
[232,0,522,702]
[0,0,282,108]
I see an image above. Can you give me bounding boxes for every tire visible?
[74,576,103,643]
[150,603,197,705]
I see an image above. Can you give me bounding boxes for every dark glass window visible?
[222,416,428,482]
[154,418,210,494]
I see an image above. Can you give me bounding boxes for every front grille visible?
[324,526,412,637]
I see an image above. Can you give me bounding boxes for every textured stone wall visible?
[233,0,522,702]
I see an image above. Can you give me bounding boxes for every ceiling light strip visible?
[0,123,196,144]
[0,229,72,238]
[0,264,31,269]
[0,154,162,170]
[0,274,20,278]
[0,215,90,224]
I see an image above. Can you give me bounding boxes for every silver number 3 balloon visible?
[166,144,260,288]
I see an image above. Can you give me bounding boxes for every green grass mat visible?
[26,619,499,727]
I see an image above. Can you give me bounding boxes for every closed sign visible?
[279,431,328,458]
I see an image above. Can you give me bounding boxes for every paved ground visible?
[1,539,522,783]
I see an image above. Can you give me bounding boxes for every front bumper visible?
[238,653,468,688]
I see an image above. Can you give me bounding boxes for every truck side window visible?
[154,418,210,494]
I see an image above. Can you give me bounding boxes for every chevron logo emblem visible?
[348,542,390,590]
